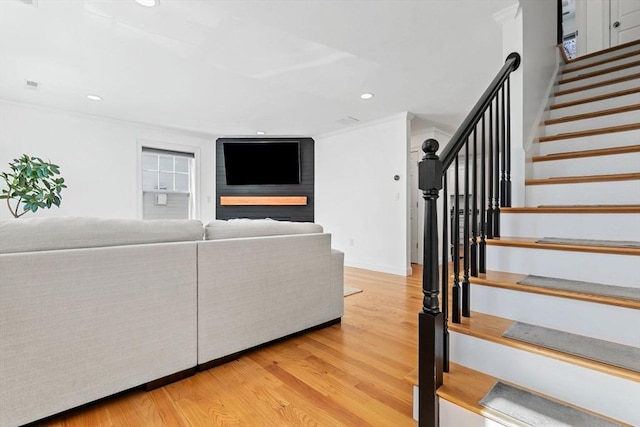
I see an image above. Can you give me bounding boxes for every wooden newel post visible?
[418,139,444,427]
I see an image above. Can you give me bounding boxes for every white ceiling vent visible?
[336,116,360,125]
[25,80,39,89]
[17,0,38,6]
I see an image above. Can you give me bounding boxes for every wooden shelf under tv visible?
[220,196,308,206]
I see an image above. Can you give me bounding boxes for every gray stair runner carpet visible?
[503,322,640,373]
[517,275,640,301]
[481,381,624,426]
[536,237,640,249]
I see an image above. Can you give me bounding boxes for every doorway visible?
[574,0,640,57]
[610,0,640,45]
[410,150,423,264]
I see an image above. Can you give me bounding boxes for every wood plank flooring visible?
[39,266,423,427]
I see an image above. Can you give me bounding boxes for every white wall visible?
[0,101,217,221]
[496,0,558,206]
[522,0,559,145]
[315,113,411,276]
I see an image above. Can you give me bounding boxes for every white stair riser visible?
[544,110,639,135]
[450,333,640,426]
[501,212,640,241]
[439,399,504,427]
[554,79,640,104]
[525,180,640,206]
[563,52,640,75]
[531,152,640,178]
[485,245,639,288]
[536,129,640,155]
[566,45,640,67]
[557,65,640,92]
[470,284,640,346]
[549,92,640,119]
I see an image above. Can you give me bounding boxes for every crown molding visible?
[493,2,520,26]
[0,99,217,140]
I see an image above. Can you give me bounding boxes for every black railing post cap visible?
[419,139,443,191]
[422,139,439,158]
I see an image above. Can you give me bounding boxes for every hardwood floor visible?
[41,266,423,427]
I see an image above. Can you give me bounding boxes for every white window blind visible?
[141,148,195,220]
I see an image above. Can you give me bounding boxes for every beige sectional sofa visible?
[0,217,344,427]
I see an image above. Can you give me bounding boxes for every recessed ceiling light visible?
[134,0,159,7]
[360,92,374,100]
[25,80,39,89]
[256,131,266,135]
[87,94,103,101]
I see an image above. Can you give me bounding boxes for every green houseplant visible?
[0,154,67,218]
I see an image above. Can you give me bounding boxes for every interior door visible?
[410,151,420,264]
[610,0,640,45]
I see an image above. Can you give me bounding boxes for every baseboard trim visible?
[144,367,198,391]
[198,317,342,371]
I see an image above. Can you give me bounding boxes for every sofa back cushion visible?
[0,217,204,254]
[205,218,323,240]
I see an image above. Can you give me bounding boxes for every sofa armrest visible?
[196,233,338,364]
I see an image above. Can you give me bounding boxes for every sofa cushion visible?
[205,218,323,240]
[0,217,204,254]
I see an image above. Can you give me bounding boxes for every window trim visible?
[137,139,201,220]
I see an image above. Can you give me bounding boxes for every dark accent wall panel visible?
[216,137,314,222]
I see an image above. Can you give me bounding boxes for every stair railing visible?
[418,52,521,427]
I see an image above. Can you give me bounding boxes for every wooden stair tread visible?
[485,236,640,256]
[404,367,417,385]
[563,51,640,74]
[438,363,501,422]
[564,39,640,64]
[446,309,640,382]
[550,87,640,110]
[405,364,501,421]
[532,145,640,162]
[544,103,640,125]
[437,363,633,427]
[525,172,640,185]
[558,60,640,85]
[502,205,640,214]
[554,73,640,97]
[539,122,640,142]
[469,270,640,310]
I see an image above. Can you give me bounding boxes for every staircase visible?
[423,41,640,426]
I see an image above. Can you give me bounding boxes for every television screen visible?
[223,142,301,185]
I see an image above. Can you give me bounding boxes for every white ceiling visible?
[0,0,518,137]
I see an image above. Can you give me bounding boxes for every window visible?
[563,33,577,59]
[141,147,195,220]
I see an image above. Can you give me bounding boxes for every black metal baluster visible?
[471,128,478,277]
[480,116,487,274]
[494,93,501,237]
[441,175,449,373]
[500,84,507,208]
[418,140,444,427]
[506,76,512,207]
[486,102,494,239]
[452,156,461,324]
[462,139,471,318]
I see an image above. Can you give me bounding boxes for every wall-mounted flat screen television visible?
[223,141,301,185]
